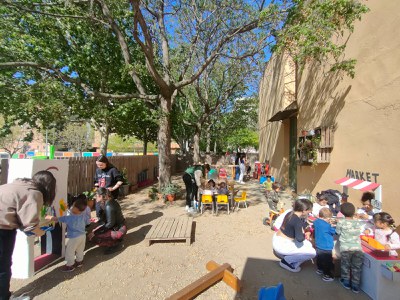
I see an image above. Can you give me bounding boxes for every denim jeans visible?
[0,229,17,300]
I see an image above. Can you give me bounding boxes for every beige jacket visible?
[0,179,43,231]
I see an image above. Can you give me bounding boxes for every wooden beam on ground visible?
[206,260,241,292]
[166,263,231,300]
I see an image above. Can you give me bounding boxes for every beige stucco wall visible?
[258,53,295,185]
[259,0,400,220]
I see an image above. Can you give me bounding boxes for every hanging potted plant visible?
[161,183,180,202]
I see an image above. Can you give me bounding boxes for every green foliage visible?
[107,135,157,153]
[148,186,160,202]
[160,183,180,196]
[226,128,259,152]
[273,0,369,78]
[83,189,96,201]
[120,167,130,185]
[0,116,32,156]
[57,123,93,152]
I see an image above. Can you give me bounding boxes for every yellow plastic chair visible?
[201,194,214,214]
[233,191,247,211]
[216,194,230,215]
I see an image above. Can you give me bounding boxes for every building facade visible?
[258,0,400,220]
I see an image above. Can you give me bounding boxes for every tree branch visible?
[0,0,109,26]
[130,0,169,94]
[176,18,261,89]
[94,0,147,96]
[0,62,158,101]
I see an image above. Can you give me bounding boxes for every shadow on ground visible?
[234,257,368,300]
[13,213,160,299]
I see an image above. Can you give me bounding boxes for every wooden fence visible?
[0,155,185,195]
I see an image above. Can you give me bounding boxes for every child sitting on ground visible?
[336,203,364,293]
[46,195,90,272]
[314,208,337,282]
[364,212,400,257]
[312,194,330,217]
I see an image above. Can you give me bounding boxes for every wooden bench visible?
[145,217,193,246]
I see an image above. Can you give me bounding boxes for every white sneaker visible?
[187,207,195,213]
[185,205,189,211]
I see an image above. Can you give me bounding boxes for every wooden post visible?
[206,260,241,292]
[166,263,231,300]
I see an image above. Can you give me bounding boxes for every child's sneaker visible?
[61,265,75,272]
[279,259,301,272]
[74,260,83,268]
[316,269,323,275]
[351,286,360,293]
[340,278,351,289]
[322,275,334,282]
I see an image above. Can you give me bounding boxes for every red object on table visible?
[362,245,399,260]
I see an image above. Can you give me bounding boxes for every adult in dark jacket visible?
[182,163,210,212]
[0,171,57,300]
[94,155,123,218]
[88,188,127,254]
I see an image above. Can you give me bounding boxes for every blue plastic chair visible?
[258,283,286,300]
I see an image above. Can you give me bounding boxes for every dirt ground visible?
[10,176,369,300]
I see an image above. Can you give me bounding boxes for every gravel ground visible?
[10,176,369,300]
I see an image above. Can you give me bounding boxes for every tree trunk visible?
[158,95,172,188]
[206,127,211,154]
[193,129,201,164]
[143,135,148,155]
[99,124,110,156]
[205,125,212,164]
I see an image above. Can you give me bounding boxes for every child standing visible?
[47,195,90,272]
[336,203,364,293]
[365,212,400,257]
[268,183,281,211]
[314,208,336,282]
[263,176,273,198]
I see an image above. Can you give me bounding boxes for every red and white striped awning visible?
[334,177,381,191]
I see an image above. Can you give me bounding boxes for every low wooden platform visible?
[145,217,193,246]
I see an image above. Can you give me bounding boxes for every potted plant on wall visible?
[161,183,180,202]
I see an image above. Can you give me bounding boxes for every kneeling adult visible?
[89,188,127,254]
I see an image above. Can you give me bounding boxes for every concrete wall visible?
[259,0,400,220]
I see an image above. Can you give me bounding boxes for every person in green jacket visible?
[182,163,210,213]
